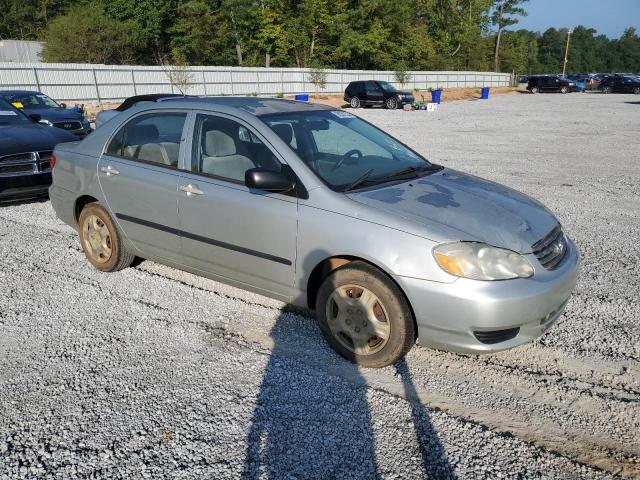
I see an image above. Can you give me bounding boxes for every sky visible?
[513,0,640,39]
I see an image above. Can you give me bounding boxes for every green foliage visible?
[394,70,411,87]
[41,2,140,64]
[308,67,327,90]
[1,0,637,75]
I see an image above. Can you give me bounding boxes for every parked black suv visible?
[527,75,578,94]
[344,80,414,109]
[600,74,640,94]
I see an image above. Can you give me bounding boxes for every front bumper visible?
[397,239,581,354]
[0,172,52,201]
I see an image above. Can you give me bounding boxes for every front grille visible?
[532,225,568,270]
[53,121,82,131]
[0,151,52,176]
[474,327,520,344]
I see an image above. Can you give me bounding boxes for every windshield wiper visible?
[376,164,442,183]
[342,168,375,192]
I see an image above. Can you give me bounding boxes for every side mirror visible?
[245,168,294,193]
[59,102,67,109]
[28,114,42,123]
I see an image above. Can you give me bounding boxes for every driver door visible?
[365,81,384,105]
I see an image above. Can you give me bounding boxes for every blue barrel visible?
[294,94,309,101]
[431,89,442,104]
[481,87,490,99]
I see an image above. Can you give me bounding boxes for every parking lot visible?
[1,92,639,479]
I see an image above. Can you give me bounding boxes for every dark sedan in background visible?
[600,74,640,94]
[0,90,91,137]
[0,99,77,201]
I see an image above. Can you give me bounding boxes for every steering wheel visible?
[331,149,363,172]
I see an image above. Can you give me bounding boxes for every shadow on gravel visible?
[624,101,640,105]
[0,195,48,208]
[241,313,381,479]
[241,313,455,479]
[395,359,456,479]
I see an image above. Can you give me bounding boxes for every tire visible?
[78,203,135,272]
[560,86,568,94]
[385,97,398,109]
[633,87,640,95]
[315,261,415,368]
[530,86,539,94]
[601,86,611,94]
[350,97,361,108]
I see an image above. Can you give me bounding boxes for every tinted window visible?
[191,114,282,184]
[2,93,61,109]
[106,113,186,168]
[365,81,380,93]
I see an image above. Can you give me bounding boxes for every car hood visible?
[0,124,78,155]
[347,168,558,253]
[24,108,83,122]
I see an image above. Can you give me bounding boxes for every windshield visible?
[377,81,398,92]
[2,92,61,110]
[0,100,31,125]
[262,110,435,191]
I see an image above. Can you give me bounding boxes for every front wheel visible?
[560,86,568,94]
[78,203,135,272]
[350,97,361,108]
[601,86,611,94]
[385,97,398,109]
[530,86,539,94]
[633,87,640,95]
[316,261,415,368]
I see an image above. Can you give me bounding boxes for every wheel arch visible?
[74,195,100,225]
[305,255,418,337]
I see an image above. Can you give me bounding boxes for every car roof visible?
[157,96,335,116]
[0,90,43,96]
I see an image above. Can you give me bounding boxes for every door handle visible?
[179,184,204,196]
[100,165,120,176]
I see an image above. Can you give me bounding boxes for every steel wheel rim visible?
[350,97,360,108]
[387,98,397,109]
[325,284,391,356]
[82,214,112,263]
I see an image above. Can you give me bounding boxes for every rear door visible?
[98,111,187,263]
[365,81,384,105]
[177,111,298,300]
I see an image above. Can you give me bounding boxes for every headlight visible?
[39,119,53,126]
[433,242,534,280]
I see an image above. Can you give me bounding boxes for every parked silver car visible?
[49,97,580,367]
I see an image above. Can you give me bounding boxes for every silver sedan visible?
[49,97,580,367]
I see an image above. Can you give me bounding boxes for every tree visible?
[42,2,139,64]
[308,67,327,93]
[491,0,528,71]
[394,70,411,88]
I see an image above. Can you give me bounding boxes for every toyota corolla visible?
[49,97,580,367]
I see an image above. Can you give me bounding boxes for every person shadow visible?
[241,312,455,479]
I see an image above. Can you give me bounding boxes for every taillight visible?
[50,153,57,169]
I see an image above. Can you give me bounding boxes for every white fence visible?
[0,62,511,104]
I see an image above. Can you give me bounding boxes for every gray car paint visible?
[49,97,580,354]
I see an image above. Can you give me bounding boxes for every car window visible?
[191,114,282,184]
[3,93,60,109]
[365,81,380,93]
[106,113,186,168]
[262,110,430,191]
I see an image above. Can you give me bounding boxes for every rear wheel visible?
[350,97,361,108]
[316,261,415,368]
[78,203,135,272]
[385,97,398,109]
[530,86,539,94]
[601,86,611,94]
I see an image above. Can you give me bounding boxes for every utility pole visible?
[562,29,573,76]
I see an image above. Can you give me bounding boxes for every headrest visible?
[127,124,158,145]
[205,130,236,157]
[272,123,293,144]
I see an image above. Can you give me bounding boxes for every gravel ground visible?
[1,92,639,479]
